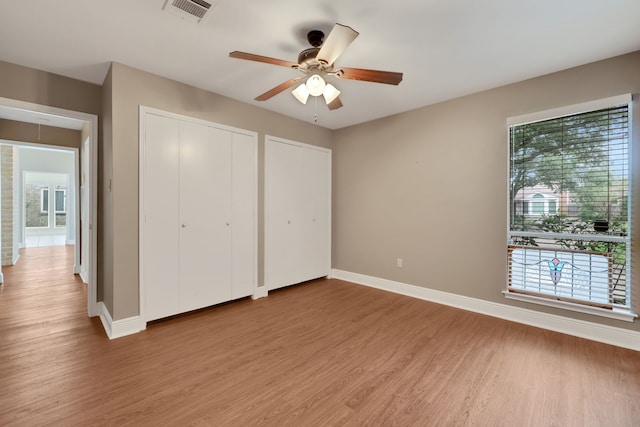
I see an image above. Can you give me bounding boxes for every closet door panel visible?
[300,147,331,280]
[179,123,232,312]
[265,139,331,291]
[143,113,181,321]
[289,145,315,285]
[265,141,299,290]
[231,132,256,299]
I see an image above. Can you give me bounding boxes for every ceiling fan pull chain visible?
[314,96,318,123]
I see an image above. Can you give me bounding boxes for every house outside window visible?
[506,95,633,319]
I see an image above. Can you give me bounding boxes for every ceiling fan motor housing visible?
[298,47,320,66]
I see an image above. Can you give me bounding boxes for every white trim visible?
[252,285,268,299]
[265,134,331,152]
[507,94,632,126]
[502,291,636,322]
[331,269,640,351]
[140,106,258,137]
[510,231,626,243]
[98,302,146,340]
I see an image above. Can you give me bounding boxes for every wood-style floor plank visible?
[1,246,639,426]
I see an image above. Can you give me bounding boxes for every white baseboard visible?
[331,269,640,352]
[252,285,268,300]
[98,302,146,339]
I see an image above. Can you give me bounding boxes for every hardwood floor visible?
[1,246,639,426]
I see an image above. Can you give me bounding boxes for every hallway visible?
[0,245,92,345]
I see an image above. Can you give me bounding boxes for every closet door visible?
[299,147,331,281]
[179,123,232,312]
[265,138,331,291]
[143,113,181,321]
[142,107,258,323]
[231,132,256,299]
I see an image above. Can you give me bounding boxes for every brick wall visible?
[25,184,49,228]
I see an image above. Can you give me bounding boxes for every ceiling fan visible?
[229,23,403,110]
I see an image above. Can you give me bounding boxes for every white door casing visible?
[0,97,98,317]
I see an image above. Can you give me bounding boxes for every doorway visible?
[0,97,98,317]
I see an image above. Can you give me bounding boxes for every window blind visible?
[507,103,630,309]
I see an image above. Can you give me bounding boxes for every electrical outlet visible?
[397,258,403,268]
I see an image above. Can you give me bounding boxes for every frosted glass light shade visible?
[306,74,326,96]
[322,84,340,104]
[292,83,309,104]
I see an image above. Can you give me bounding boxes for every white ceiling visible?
[0,0,639,130]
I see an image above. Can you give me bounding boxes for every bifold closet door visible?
[265,138,331,291]
[142,109,257,322]
[231,132,256,299]
[143,113,181,321]
[179,123,232,312]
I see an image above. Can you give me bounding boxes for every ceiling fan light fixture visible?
[306,74,326,97]
[323,84,340,104]
[292,83,309,104]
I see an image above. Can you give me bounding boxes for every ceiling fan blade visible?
[336,67,403,85]
[317,23,359,66]
[327,96,343,110]
[229,51,299,69]
[255,78,303,101]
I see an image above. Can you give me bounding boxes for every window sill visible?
[502,291,637,322]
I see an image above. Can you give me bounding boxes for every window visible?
[506,96,633,318]
[41,188,66,214]
[55,187,66,214]
[41,188,49,214]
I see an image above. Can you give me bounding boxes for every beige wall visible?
[333,51,640,332]
[0,60,101,116]
[107,62,333,319]
[0,119,82,149]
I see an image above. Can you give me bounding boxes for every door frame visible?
[0,96,99,317]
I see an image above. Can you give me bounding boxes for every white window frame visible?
[55,188,66,214]
[505,94,636,322]
[40,187,49,214]
[524,193,558,217]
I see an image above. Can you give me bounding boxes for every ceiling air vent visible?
[163,0,213,24]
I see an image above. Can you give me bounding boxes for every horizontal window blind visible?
[507,103,630,309]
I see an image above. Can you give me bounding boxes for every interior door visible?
[80,137,90,282]
[143,113,181,321]
[179,123,232,312]
[231,131,256,299]
[265,138,331,291]
[300,147,331,280]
